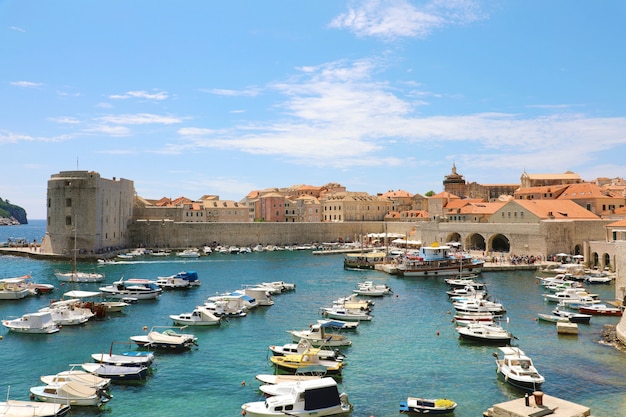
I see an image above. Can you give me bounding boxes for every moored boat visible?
[343,252,387,270]
[241,377,352,417]
[2,311,60,334]
[0,399,71,416]
[29,381,111,407]
[398,243,484,278]
[399,397,457,414]
[130,327,198,350]
[99,278,162,300]
[81,362,149,381]
[456,322,513,344]
[579,304,623,316]
[494,346,544,391]
[288,323,352,347]
[169,305,222,326]
[155,271,200,289]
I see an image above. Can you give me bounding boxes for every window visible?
[65,216,72,226]
[66,198,72,207]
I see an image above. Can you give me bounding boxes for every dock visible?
[484,392,590,417]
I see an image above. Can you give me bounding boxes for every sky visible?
[2,0,626,220]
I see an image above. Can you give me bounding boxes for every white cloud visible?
[170,58,626,174]
[10,81,42,88]
[109,90,169,100]
[49,116,80,124]
[9,26,25,32]
[83,125,131,137]
[330,0,485,40]
[201,87,261,97]
[97,113,183,125]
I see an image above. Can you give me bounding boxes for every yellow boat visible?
[269,350,343,375]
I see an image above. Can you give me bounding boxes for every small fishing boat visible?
[169,305,222,326]
[2,311,60,334]
[155,271,201,289]
[551,307,592,324]
[399,397,457,414]
[456,322,513,344]
[579,304,623,316]
[81,362,149,381]
[29,381,111,407]
[130,327,198,350]
[40,366,111,390]
[287,323,352,347]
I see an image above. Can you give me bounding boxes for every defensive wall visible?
[126,219,610,259]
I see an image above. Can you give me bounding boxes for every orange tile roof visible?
[513,200,599,219]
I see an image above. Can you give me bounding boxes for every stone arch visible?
[489,234,510,253]
[446,232,462,244]
[574,244,582,256]
[591,252,599,268]
[465,233,486,251]
[603,253,611,271]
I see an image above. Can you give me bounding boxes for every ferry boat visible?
[343,252,387,270]
[397,243,484,277]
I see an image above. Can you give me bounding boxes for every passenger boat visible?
[241,377,352,417]
[494,346,544,391]
[456,322,513,344]
[99,278,162,300]
[397,243,483,277]
[0,399,71,416]
[343,252,387,270]
[2,311,60,334]
[29,381,111,407]
[399,397,457,414]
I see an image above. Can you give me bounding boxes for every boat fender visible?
[241,410,246,416]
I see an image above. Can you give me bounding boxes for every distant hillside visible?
[0,198,28,224]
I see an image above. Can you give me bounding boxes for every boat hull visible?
[399,263,483,277]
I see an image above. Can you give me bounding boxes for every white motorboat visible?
[169,305,222,326]
[81,362,149,381]
[39,298,95,326]
[130,327,198,350]
[234,287,274,306]
[155,271,201,289]
[99,278,162,300]
[259,281,296,293]
[2,311,60,334]
[316,319,359,330]
[453,299,506,316]
[494,346,544,391]
[543,288,597,304]
[90,351,155,367]
[0,399,71,416]
[54,270,105,283]
[551,307,592,324]
[241,377,352,417]
[29,381,111,407]
[62,290,129,314]
[176,249,201,258]
[456,322,513,344]
[454,311,496,326]
[41,366,111,390]
[0,277,31,299]
[208,292,258,310]
[287,323,352,347]
[203,300,247,318]
[353,281,392,296]
[321,306,372,321]
[269,339,345,362]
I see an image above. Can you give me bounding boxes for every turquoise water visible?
[0,221,625,417]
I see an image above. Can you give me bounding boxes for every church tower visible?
[443,163,467,197]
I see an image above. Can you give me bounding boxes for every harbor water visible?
[1,221,625,417]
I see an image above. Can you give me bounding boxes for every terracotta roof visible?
[557,183,606,199]
[607,218,626,227]
[430,191,460,199]
[515,185,568,196]
[380,190,413,198]
[445,199,483,209]
[513,200,599,219]
[460,201,507,215]
[524,172,581,180]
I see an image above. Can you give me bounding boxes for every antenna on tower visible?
[77,157,79,170]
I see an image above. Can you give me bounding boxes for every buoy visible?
[436,331,440,336]
[450,319,454,323]
[241,381,245,386]
[143,325,148,331]
[242,410,246,415]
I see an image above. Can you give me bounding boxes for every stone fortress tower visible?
[40,170,135,256]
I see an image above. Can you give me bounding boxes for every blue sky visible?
[2,0,625,219]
